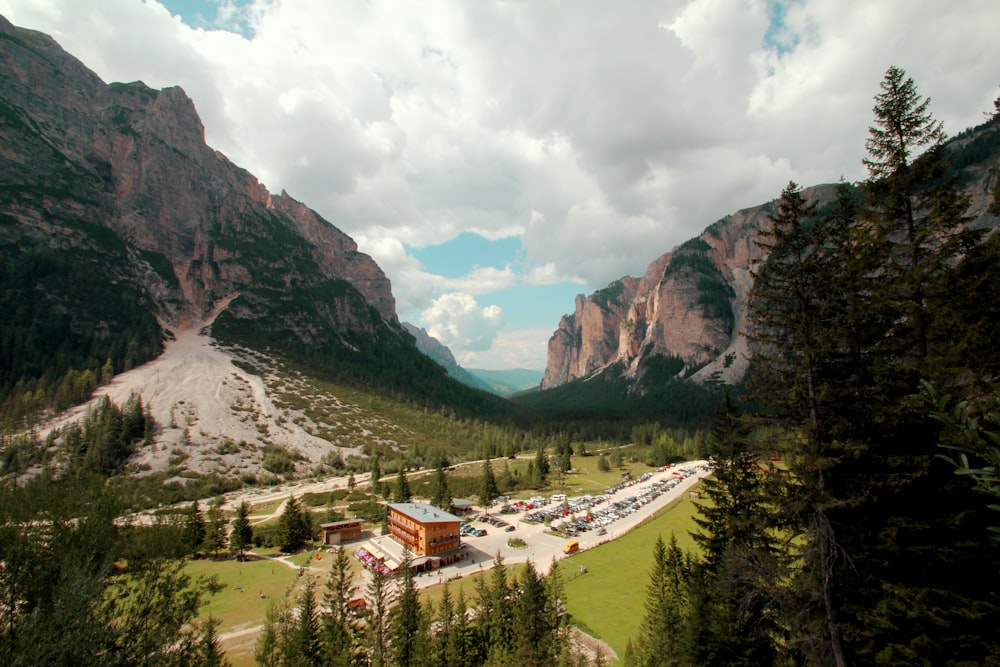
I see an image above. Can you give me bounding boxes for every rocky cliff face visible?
[0,15,395,342]
[540,198,776,389]
[544,144,1000,392]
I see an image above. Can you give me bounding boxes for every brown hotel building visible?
[387,503,462,556]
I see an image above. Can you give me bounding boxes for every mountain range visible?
[3,15,999,480]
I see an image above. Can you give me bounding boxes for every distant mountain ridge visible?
[466,368,543,396]
[400,323,542,395]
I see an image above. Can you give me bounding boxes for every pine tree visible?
[294,584,322,665]
[864,65,978,365]
[370,451,381,496]
[635,535,691,667]
[390,549,425,667]
[535,447,550,486]
[204,499,227,559]
[748,180,852,666]
[278,495,311,553]
[451,587,471,667]
[743,70,1000,666]
[365,561,393,667]
[431,583,456,667]
[687,392,779,666]
[513,560,554,666]
[322,545,360,666]
[395,465,412,503]
[254,602,287,667]
[182,500,206,557]
[229,501,253,557]
[431,455,450,510]
[196,616,230,667]
[480,456,498,511]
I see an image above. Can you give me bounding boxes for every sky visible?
[1,1,998,370]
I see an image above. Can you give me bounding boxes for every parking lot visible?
[402,460,711,587]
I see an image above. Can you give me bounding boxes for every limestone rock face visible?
[0,15,395,340]
[542,188,827,390]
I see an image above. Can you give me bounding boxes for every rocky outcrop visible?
[541,185,832,390]
[0,15,395,341]
[544,149,1000,391]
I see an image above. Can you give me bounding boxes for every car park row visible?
[519,464,710,537]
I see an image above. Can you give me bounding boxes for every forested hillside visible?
[623,68,1000,667]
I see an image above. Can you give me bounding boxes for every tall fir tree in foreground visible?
[686,391,779,666]
[746,66,1000,665]
[630,535,691,667]
[389,550,426,667]
[321,545,361,666]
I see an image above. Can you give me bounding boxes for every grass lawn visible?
[248,498,284,518]
[185,556,303,632]
[561,481,705,661]
[186,547,351,666]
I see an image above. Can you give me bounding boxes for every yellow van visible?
[563,540,579,554]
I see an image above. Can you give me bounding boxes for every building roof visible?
[388,502,462,524]
[321,519,363,529]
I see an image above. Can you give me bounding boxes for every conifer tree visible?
[394,465,412,503]
[431,583,456,667]
[322,545,360,666]
[451,587,471,667]
[254,602,286,667]
[182,500,206,557]
[688,392,778,666]
[513,560,554,666]
[294,584,322,665]
[278,495,311,553]
[534,447,550,486]
[390,549,425,667]
[196,616,230,667]
[748,180,852,666]
[431,455,451,510]
[229,500,253,557]
[480,456,498,511]
[370,451,381,496]
[365,561,393,667]
[635,535,691,667]
[204,499,227,559]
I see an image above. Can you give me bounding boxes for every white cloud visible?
[419,293,505,353]
[455,327,552,372]
[2,0,999,369]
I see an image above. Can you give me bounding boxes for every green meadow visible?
[561,481,705,660]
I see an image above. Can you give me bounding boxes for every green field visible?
[561,481,705,661]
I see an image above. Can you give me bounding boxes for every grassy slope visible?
[561,482,704,661]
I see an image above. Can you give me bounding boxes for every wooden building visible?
[387,503,462,556]
[321,519,363,545]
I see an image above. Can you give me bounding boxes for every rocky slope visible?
[0,15,395,341]
[543,129,1000,391]
[1,16,481,479]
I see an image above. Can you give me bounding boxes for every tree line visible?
[626,67,1000,666]
[255,549,599,667]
